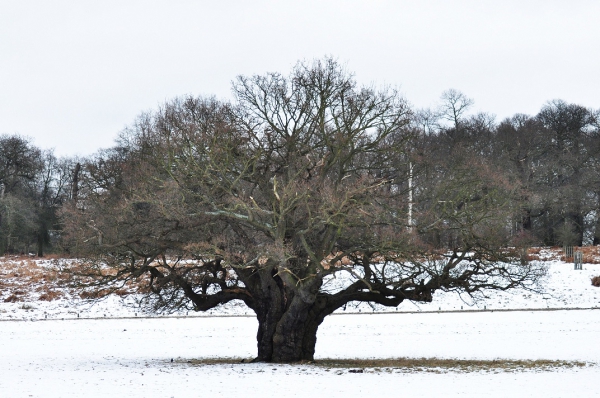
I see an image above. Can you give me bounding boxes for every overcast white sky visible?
[1,0,599,157]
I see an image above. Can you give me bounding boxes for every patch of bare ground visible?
[178,357,590,373]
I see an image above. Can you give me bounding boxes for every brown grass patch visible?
[592,276,600,287]
[40,253,74,261]
[0,256,145,303]
[79,289,113,300]
[557,246,600,264]
[0,257,79,302]
[3,294,20,303]
[525,248,541,261]
[528,247,543,255]
[38,290,64,301]
[312,358,587,371]
[114,288,133,297]
[580,246,600,264]
[179,357,589,373]
[182,358,247,365]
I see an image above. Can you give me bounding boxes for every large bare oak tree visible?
[62,59,546,362]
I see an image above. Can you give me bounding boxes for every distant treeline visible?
[411,93,600,247]
[2,90,598,256]
[0,135,77,255]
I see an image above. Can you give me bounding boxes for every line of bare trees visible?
[4,73,597,258]
[0,135,77,256]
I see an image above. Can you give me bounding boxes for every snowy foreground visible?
[1,256,600,397]
[1,310,599,397]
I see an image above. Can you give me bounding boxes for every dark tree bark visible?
[72,162,81,203]
[36,228,44,257]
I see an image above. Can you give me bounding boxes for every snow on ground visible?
[1,311,599,397]
[1,252,600,397]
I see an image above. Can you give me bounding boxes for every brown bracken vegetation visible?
[3,247,600,303]
[1,257,66,302]
[524,246,600,264]
[0,255,148,303]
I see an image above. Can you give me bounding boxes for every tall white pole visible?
[408,162,413,232]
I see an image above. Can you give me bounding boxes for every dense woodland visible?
[3,81,598,256]
[0,135,75,256]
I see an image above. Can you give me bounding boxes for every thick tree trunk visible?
[521,208,532,231]
[568,212,584,247]
[247,267,328,362]
[37,232,44,257]
[72,162,81,203]
[594,213,600,246]
[255,305,324,362]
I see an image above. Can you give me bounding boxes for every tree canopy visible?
[61,59,547,362]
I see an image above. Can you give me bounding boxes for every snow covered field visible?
[1,254,600,397]
[1,310,599,397]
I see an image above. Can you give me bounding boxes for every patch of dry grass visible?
[181,358,247,365]
[0,257,63,302]
[178,357,590,373]
[0,255,146,302]
[38,290,64,301]
[579,247,600,264]
[557,246,600,264]
[312,358,588,372]
[525,246,544,262]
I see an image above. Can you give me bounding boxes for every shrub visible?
[38,290,63,301]
[114,289,132,297]
[592,276,600,287]
[3,294,19,303]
